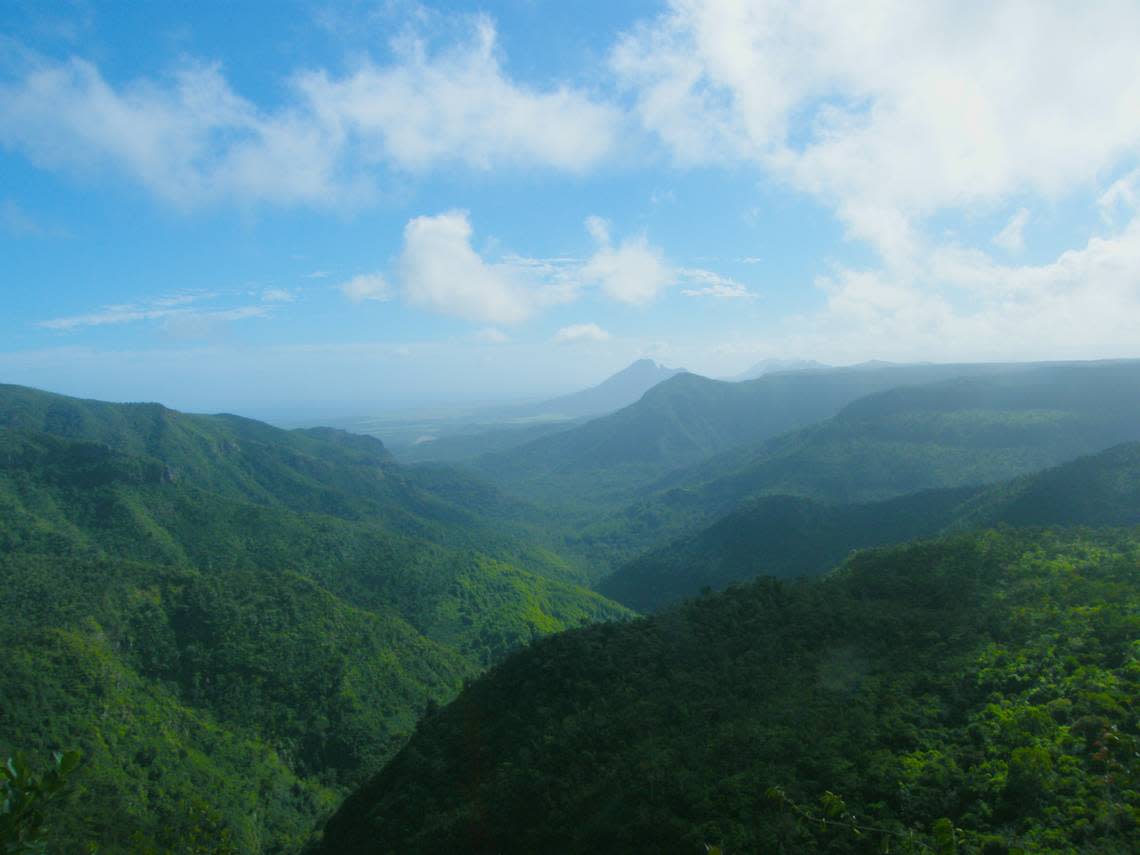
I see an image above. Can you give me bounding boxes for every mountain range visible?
[5,357,1140,853]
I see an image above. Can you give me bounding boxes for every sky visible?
[3,0,1140,419]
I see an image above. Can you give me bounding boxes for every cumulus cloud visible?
[554,323,610,343]
[614,1,1140,259]
[340,274,391,303]
[768,214,1140,363]
[396,210,575,324]
[261,288,295,303]
[385,211,741,322]
[297,16,619,174]
[581,217,673,304]
[0,17,619,208]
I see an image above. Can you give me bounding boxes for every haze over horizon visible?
[5,1,1140,417]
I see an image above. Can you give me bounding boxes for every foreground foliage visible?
[316,528,1140,854]
[1,751,80,854]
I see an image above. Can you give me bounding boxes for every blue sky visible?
[3,1,1140,419]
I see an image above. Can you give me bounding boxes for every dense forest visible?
[3,361,1139,852]
[0,387,626,851]
[601,442,1140,611]
[316,528,1140,854]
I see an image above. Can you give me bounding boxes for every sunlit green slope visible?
[0,387,630,852]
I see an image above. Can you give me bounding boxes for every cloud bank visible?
[0,17,619,209]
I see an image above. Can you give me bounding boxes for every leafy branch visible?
[1,751,81,855]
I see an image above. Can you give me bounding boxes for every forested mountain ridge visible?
[601,441,1140,611]
[0,382,584,583]
[0,388,631,852]
[574,360,1140,574]
[314,528,1140,854]
[473,361,1025,505]
[659,361,1140,508]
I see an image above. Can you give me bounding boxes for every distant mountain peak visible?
[527,358,685,420]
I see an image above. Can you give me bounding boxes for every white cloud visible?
[554,323,610,343]
[0,17,619,208]
[396,210,575,324]
[39,296,267,332]
[340,274,391,303]
[1100,169,1140,224]
[769,214,1140,363]
[678,268,757,299]
[992,207,1030,253]
[261,288,295,303]
[39,304,178,331]
[389,212,739,320]
[0,59,354,209]
[614,1,1140,260]
[581,217,673,304]
[297,16,619,174]
[584,215,610,244]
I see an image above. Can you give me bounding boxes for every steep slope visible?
[0,397,630,851]
[0,382,576,583]
[315,529,1140,854]
[601,441,1140,611]
[578,360,1140,572]
[476,362,1022,505]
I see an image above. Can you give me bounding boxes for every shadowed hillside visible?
[601,442,1140,611]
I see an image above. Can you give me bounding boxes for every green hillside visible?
[0,383,570,580]
[599,487,979,612]
[314,528,1140,854]
[671,361,1140,507]
[601,442,1140,611]
[474,362,1021,506]
[0,388,630,852]
[574,361,1140,574]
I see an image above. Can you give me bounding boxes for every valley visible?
[3,359,1139,852]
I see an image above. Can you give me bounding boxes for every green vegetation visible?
[0,386,629,852]
[5,365,1140,853]
[473,362,1016,507]
[1,750,80,854]
[315,528,1140,854]
[601,442,1140,611]
[570,361,1140,575]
